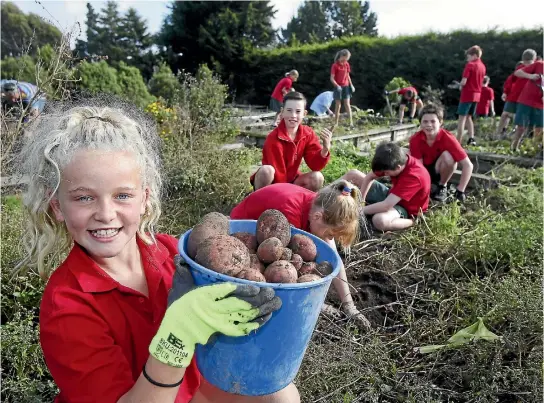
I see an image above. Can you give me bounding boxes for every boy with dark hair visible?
[410,103,474,202]
[250,91,333,191]
[476,76,495,118]
[456,45,486,145]
[385,86,424,123]
[342,142,431,232]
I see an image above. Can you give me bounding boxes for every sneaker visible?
[432,184,448,202]
[467,137,477,146]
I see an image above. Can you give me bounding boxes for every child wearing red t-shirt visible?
[330,49,355,127]
[511,59,544,153]
[385,86,424,124]
[270,69,299,127]
[456,45,486,145]
[410,103,474,203]
[342,142,431,232]
[251,91,332,191]
[231,180,371,330]
[476,76,495,118]
[17,101,294,403]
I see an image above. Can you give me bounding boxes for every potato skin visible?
[187,212,229,258]
[297,274,322,283]
[264,260,298,283]
[195,235,250,277]
[237,269,266,282]
[280,247,293,261]
[256,209,291,246]
[299,261,318,276]
[256,237,284,264]
[290,254,304,271]
[249,254,266,273]
[288,234,317,262]
[232,232,258,254]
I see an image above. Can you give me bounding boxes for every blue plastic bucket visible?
[178,219,340,396]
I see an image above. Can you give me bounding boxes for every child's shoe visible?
[467,137,477,146]
[431,184,448,202]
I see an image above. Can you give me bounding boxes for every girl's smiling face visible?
[50,149,148,263]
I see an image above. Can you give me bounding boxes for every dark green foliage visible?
[147,62,182,103]
[236,29,543,118]
[1,2,62,58]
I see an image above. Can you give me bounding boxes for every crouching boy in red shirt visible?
[251,91,333,191]
[410,103,474,202]
[342,142,430,232]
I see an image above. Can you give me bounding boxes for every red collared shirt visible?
[389,155,431,216]
[460,59,486,103]
[271,77,293,102]
[409,128,467,166]
[253,120,330,184]
[230,183,316,231]
[40,234,200,403]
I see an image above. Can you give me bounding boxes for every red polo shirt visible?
[271,77,293,102]
[460,59,486,103]
[516,60,544,110]
[399,87,418,102]
[476,86,495,115]
[330,61,351,87]
[230,183,316,231]
[388,155,431,216]
[507,64,529,103]
[251,120,330,184]
[40,234,200,403]
[409,128,467,166]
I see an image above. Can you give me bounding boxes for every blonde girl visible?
[230,180,371,329]
[330,49,355,128]
[270,69,299,127]
[17,100,296,403]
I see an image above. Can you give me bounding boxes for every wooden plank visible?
[450,170,499,189]
[466,150,543,169]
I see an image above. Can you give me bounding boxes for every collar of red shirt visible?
[275,119,309,143]
[65,236,170,293]
[420,128,445,144]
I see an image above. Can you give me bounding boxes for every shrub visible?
[116,61,155,108]
[76,60,122,95]
[148,62,182,104]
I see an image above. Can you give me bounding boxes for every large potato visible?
[264,260,298,283]
[256,237,284,264]
[288,234,317,262]
[195,235,250,277]
[232,232,258,254]
[256,209,291,246]
[187,212,229,258]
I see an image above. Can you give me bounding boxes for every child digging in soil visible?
[342,142,431,232]
[270,69,299,127]
[230,180,371,330]
[385,86,424,124]
[17,100,299,403]
[250,91,332,191]
[511,58,543,154]
[330,49,355,128]
[409,103,474,203]
[456,45,487,146]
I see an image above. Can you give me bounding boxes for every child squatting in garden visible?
[342,142,431,232]
[456,45,486,145]
[270,69,299,127]
[330,49,355,127]
[251,91,333,191]
[409,103,474,203]
[18,100,301,403]
[385,86,424,124]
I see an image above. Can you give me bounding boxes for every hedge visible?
[235,29,543,116]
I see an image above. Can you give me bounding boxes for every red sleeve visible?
[398,88,406,96]
[347,62,351,73]
[281,77,292,92]
[503,76,513,95]
[390,174,422,202]
[261,133,288,183]
[302,127,330,172]
[330,64,337,76]
[444,132,468,162]
[462,63,472,78]
[523,63,537,74]
[40,292,136,402]
[408,134,423,160]
[489,88,495,100]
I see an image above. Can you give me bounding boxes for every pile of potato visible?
[186,209,334,284]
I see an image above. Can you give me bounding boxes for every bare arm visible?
[118,357,185,403]
[330,74,339,88]
[489,100,495,116]
[362,194,401,216]
[456,157,474,193]
[327,239,354,305]
[459,77,468,89]
[359,172,377,201]
[514,69,539,80]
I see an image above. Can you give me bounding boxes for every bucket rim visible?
[178,219,341,290]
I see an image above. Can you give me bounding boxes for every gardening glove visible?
[336,86,342,93]
[454,189,466,203]
[350,84,356,93]
[384,90,389,96]
[149,255,282,368]
[341,302,372,331]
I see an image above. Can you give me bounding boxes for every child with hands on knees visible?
[251,91,332,192]
[18,101,296,403]
[343,142,431,232]
[231,180,371,330]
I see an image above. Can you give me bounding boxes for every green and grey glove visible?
[149,255,281,368]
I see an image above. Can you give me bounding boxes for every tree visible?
[1,2,62,58]
[116,61,155,107]
[0,55,36,82]
[75,3,100,58]
[148,62,181,103]
[281,2,330,45]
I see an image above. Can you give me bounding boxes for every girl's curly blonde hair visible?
[17,99,162,279]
